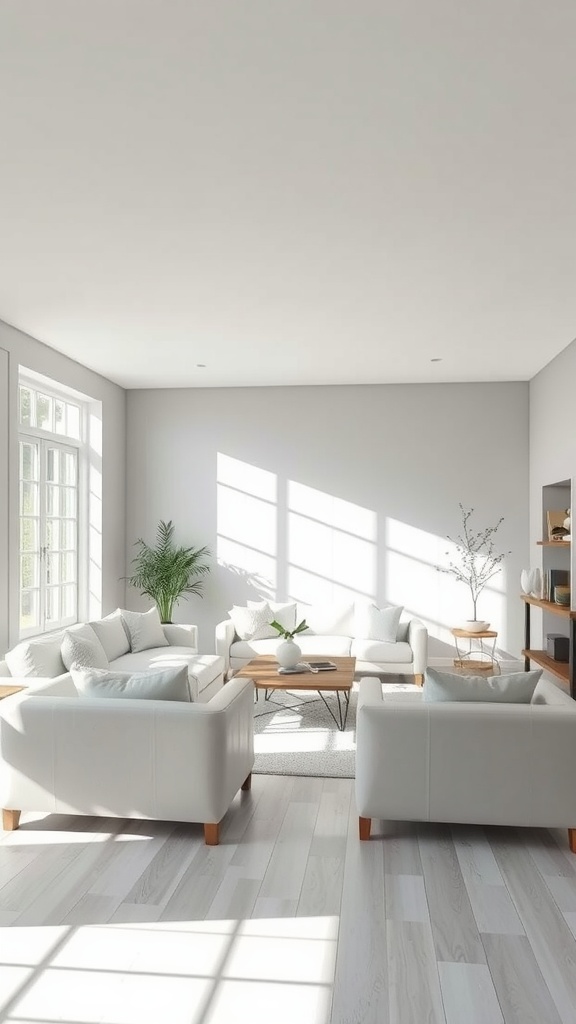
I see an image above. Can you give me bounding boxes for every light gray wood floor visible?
[1,775,576,1024]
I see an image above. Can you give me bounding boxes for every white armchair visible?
[0,674,254,845]
[355,676,576,852]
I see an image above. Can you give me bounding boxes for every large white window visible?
[18,380,85,637]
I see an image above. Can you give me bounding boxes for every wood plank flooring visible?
[1,776,576,1023]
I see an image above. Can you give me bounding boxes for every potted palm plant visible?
[124,520,211,623]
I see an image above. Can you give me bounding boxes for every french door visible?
[19,438,79,636]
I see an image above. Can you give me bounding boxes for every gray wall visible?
[529,338,576,649]
[126,383,529,658]
[0,319,127,657]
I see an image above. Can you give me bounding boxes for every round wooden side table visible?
[450,628,499,674]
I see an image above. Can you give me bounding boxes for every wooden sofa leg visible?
[414,673,424,686]
[2,809,21,832]
[569,829,576,854]
[359,816,371,840]
[241,772,252,791]
[204,822,220,846]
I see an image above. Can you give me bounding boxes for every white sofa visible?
[0,674,254,845]
[0,615,225,703]
[355,675,576,853]
[216,602,428,683]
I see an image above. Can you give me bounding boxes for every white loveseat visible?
[0,674,254,845]
[355,675,576,852]
[1,611,225,703]
[216,600,428,683]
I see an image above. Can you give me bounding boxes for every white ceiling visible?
[1,0,575,389]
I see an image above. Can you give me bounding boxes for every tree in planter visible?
[437,504,510,625]
[124,520,211,623]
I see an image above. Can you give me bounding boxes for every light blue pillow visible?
[70,663,191,701]
[422,666,542,704]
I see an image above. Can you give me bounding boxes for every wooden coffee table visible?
[235,654,356,731]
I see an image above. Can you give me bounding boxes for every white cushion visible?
[228,603,274,640]
[351,638,414,664]
[121,607,169,653]
[247,600,296,634]
[354,602,403,642]
[61,626,109,671]
[422,667,543,703]
[89,610,130,660]
[230,635,353,661]
[70,663,191,701]
[5,635,66,678]
[299,603,355,635]
[110,648,224,699]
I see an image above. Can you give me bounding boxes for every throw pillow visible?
[70,663,191,701]
[247,599,297,634]
[61,627,109,671]
[120,607,169,653]
[422,667,542,704]
[89,610,131,660]
[354,602,403,643]
[5,635,66,678]
[228,603,275,641]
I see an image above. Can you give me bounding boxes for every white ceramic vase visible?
[521,568,542,598]
[276,638,302,670]
[461,619,490,633]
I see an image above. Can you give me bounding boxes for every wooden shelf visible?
[522,649,570,684]
[520,594,572,618]
[537,540,570,546]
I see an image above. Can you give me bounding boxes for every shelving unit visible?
[522,480,574,697]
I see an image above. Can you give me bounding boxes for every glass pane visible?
[62,520,76,550]
[21,589,39,631]
[46,553,60,584]
[67,403,81,439]
[45,587,60,623]
[19,387,34,427]
[36,393,53,431]
[20,518,39,553]
[45,519,60,550]
[61,585,76,619]
[20,442,39,482]
[46,448,59,483]
[62,488,76,517]
[63,451,77,485]
[20,481,38,516]
[21,553,39,589]
[55,400,66,434]
[61,552,76,583]
[46,485,60,516]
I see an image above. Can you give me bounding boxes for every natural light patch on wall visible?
[288,482,377,605]
[216,454,278,591]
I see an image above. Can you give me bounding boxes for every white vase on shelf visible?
[521,568,542,599]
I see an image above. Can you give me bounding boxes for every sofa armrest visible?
[408,618,428,673]
[162,623,198,651]
[0,661,11,678]
[215,619,236,676]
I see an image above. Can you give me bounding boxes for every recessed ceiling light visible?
[196,363,206,368]
[431,357,442,362]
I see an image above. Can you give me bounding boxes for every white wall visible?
[529,338,576,650]
[126,382,528,658]
[0,319,127,657]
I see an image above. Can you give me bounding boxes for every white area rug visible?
[253,678,418,778]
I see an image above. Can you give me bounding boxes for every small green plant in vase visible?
[270,618,309,670]
[437,504,510,632]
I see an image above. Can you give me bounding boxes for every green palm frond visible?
[123,520,211,622]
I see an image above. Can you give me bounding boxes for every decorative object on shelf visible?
[270,617,309,670]
[123,520,211,623]
[554,585,571,607]
[547,509,570,542]
[520,568,542,598]
[547,633,570,662]
[564,509,572,541]
[437,504,510,629]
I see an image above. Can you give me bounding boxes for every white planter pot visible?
[521,568,541,598]
[461,620,490,633]
[276,638,302,669]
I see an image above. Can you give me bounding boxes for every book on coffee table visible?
[306,660,337,672]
